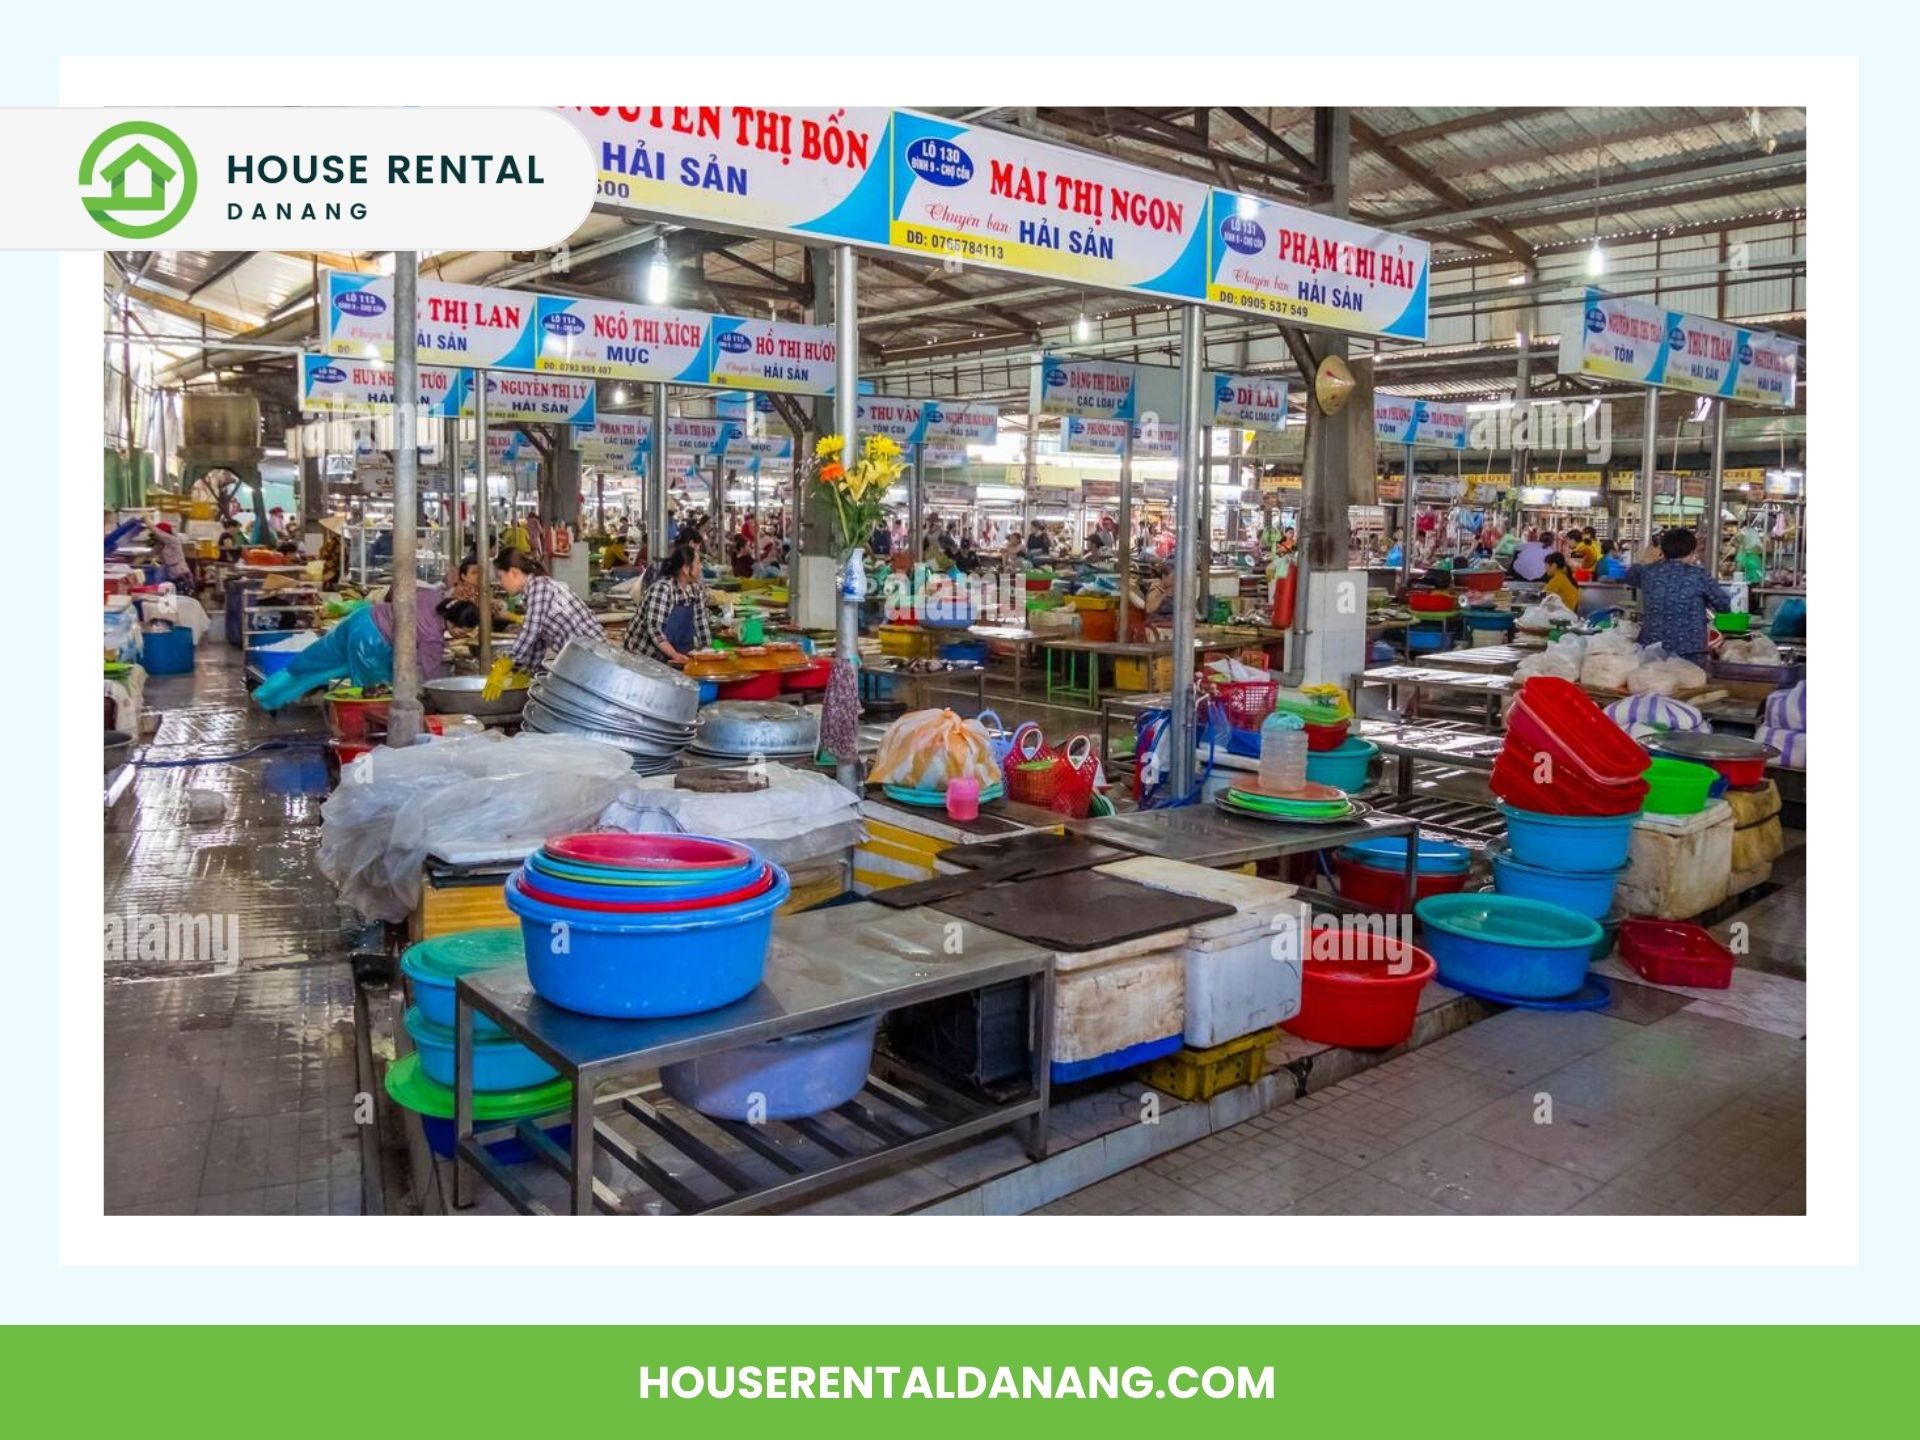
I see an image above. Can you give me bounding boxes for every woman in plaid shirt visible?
[496,548,604,672]
[624,544,711,664]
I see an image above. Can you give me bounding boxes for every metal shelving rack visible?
[452,904,1056,1216]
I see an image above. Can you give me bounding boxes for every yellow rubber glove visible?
[481,653,515,701]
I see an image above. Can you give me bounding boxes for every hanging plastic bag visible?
[868,708,1001,791]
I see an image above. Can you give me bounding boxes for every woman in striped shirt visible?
[495,548,603,672]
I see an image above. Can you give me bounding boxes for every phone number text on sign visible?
[533,296,711,384]
[565,106,890,242]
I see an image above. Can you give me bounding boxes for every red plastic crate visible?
[1617,919,1735,989]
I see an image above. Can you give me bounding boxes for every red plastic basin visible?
[781,658,834,691]
[1332,857,1470,910]
[717,671,782,700]
[1304,718,1351,752]
[1507,676,1652,787]
[1490,747,1649,816]
[512,864,776,914]
[1282,934,1437,1049]
[1617,919,1734,989]
[546,833,753,871]
[1408,591,1455,612]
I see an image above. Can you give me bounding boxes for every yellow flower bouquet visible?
[808,433,904,558]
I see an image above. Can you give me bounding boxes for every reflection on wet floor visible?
[105,644,365,1214]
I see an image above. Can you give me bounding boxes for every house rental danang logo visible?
[78,121,198,239]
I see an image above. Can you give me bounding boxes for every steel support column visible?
[1169,305,1205,798]
[387,253,423,747]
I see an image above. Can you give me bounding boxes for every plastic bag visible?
[1515,636,1582,683]
[1585,626,1638,657]
[1270,684,1352,725]
[868,708,1002,791]
[1518,594,1578,630]
[318,732,637,922]
[1579,649,1639,693]
[1626,652,1709,696]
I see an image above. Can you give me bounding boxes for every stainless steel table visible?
[452,904,1055,1215]
[1068,806,1422,909]
[1350,664,1515,729]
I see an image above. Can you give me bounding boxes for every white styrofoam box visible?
[1097,857,1308,1047]
[1619,801,1734,920]
[1052,927,1192,974]
[1096,857,1301,941]
[1051,948,1185,1065]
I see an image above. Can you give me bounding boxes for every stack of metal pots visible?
[521,639,700,774]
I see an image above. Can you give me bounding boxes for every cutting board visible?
[931,871,1235,953]
[938,832,1131,873]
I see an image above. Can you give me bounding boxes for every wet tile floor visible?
[1041,986,1805,1217]
[105,641,366,1215]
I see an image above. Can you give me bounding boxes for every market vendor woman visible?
[624,544,711,664]
[496,547,604,672]
[1626,527,1731,664]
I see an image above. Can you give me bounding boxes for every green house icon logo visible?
[78,120,197,239]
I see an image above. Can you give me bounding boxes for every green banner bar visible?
[2,1325,1911,1428]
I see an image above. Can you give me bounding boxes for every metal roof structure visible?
[104,106,1807,429]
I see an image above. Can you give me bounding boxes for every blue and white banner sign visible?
[1557,289,1798,409]
[1374,392,1468,449]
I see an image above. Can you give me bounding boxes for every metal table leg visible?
[1400,823,1419,919]
[453,995,475,1209]
[1026,963,1055,1161]
[570,1070,595,1215]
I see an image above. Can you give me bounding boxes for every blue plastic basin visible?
[1336,834,1472,875]
[1415,893,1603,999]
[1305,737,1379,794]
[420,1115,572,1163]
[400,928,523,1035]
[520,857,768,906]
[661,1014,879,1120]
[504,864,789,1018]
[1498,803,1642,873]
[1488,847,1625,920]
[403,1006,558,1091]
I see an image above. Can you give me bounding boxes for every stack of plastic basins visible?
[387,927,572,1161]
[1487,676,1645,920]
[504,833,879,1124]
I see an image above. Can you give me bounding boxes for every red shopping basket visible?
[1207,678,1276,730]
[1506,676,1651,788]
[1489,747,1647,816]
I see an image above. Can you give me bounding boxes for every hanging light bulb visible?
[1586,240,1606,277]
[645,245,670,305]
[1075,313,1091,342]
[613,386,627,405]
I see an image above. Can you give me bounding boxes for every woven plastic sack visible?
[1755,723,1805,769]
[1764,681,1807,731]
[868,708,1001,791]
[1604,694,1709,737]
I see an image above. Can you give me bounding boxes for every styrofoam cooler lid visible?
[1633,799,1734,835]
[1094,857,1299,943]
[1051,929,1192,974]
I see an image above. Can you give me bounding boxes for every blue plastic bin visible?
[1488,846,1625,920]
[1305,737,1379,794]
[1415,893,1602,999]
[503,864,789,1019]
[1498,803,1642,873]
[141,626,196,675]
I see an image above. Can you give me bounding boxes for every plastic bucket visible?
[504,865,789,1018]
[1415,893,1601,999]
[1641,756,1717,815]
[403,1006,559,1091]
[1305,737,1378,794]
[1498,803,1642,872]
[661,1014,880,1121]
[141,626,196,675]
[1333,857,1471,910]
[1282,934,1436,1049]
[384,1052,571,1162]
[1487,846,1625,920]
[400,928,524,1035]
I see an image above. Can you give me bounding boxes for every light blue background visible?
[10,8,1898,1324]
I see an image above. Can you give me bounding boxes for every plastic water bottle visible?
[1259,711,1309,794]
